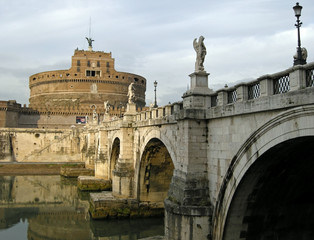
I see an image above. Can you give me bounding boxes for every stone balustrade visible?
[135,102,182,122]
[214,62,314,105]
[126,62,314,125]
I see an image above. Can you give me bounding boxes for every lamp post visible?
[293,2,306,65]
[153,80,158,108]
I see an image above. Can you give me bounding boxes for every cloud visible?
[0,0,314,107]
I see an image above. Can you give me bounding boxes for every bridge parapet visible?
[126,62,314,125]
[172,62,314,121]
[213,61,314,106]
[132,102,183,126]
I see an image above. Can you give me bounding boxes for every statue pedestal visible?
[123,103,137,121]
[126,103,136,114]
[102,114,110,123]
[182,71,212,109]
[189,71,211,94]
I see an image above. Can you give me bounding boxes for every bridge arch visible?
[135,128,176,207]
[213,105,314,240]
[109,137,120,180]
[138,128,177,168]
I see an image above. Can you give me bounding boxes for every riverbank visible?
[0,162,85,175]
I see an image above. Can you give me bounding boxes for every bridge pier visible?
[112,161,134,198]
[78,125,113,191]
[165,174,212,240]
[112,105,136,198]
[164,71,213,240]
[164,119,213,240]
[94,126,110,179]
[83,128,97,169]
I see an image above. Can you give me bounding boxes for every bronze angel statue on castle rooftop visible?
[86,37,94,48]
[193,36,206,72]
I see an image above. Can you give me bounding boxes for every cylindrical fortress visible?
[29,49,146,115]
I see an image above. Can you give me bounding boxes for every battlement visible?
[73,49,112,58]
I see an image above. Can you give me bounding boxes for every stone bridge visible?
[84,62,314,240]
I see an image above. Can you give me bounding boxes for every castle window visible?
[77,67,80,72]
[106,62,110,67]
[87,61,91,67]
[116,75,119,79]
[134,78,139,82]
[33,77,36,81]
[86,70,101,77]
[77,60,80,66]
[97,61,100,67]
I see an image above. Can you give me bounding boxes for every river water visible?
[0,175,164,240]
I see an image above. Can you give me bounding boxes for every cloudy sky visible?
[0,0,313,106]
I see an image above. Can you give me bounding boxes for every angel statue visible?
[86,37,94,48]
[193,36,206,72]
[92,109,98,122]
[104,101,110,115]
[127,83,136,104]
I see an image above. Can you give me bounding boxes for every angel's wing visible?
[193,38,198,52]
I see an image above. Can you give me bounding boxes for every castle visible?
[0,42,147,128]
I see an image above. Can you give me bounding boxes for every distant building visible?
[0,46,147,128]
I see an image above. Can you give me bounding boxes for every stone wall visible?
[0,128,83,162]
[0,100,20,128]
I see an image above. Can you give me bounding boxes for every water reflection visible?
[0,176,164,240]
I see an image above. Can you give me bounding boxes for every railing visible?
[132,102,183,123]
[211,62,314,107]
[248,82,260,100]
[306,69,314,87]
[273,74,290,94]
[107,62,314,124]
[211,95,218,107]
[227,89,237,104]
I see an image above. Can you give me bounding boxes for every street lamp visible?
[293,2,306,65]
[153,80,158,108]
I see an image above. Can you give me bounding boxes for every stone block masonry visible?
[78,176,111,191]
[0,128,83,163]
[89,192,164,219]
